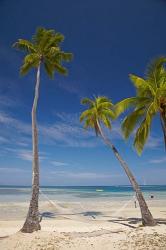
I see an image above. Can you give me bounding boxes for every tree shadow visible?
[108,217,137,229]
[40,212,56,218]
[127,217,142,224]
[108,217,166,228]
[0,236,9,240]
[155,218,166,225]
[40,210,166,228]
[127,217,166,226]
[40,210,102,219]
[82,211,102,219]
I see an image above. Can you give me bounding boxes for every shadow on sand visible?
[40,211,166,229]
[108,217,166,229]
[40,210,102,219]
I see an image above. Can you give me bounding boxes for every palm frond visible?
[98,102,114,110]
[14,27,72,79]
[83,118,93,129]
[80,109,93,122]
[101,109,115,120]
[44,60,55,79]
[32,27,54,46]
[120,56,166,155]
[20,62,35,75]
[81,98,94,107]
[101,115,112,129]
[115,97,138,116]
[44,33,64,49]
[80,96,114,137]
[129,74,155,96]
[52,62,68,75]
[145,57,166,86]
[60,52,73,62]
[13,39,36,53]
[96,96,112,104]
[133,102,158,154]
[20,53,40,75]
[121,108,144,139]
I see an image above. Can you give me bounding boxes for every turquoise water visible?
[0,185,165,202]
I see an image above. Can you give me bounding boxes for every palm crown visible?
[80,96,115,135]
[115,57,166,154]
[13,27,73,77]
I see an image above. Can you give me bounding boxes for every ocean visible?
[0,185,165,203]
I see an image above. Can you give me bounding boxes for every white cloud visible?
[5,148,47,162]
[0,94,18,108]
[18,150,47,162]
[50,161,69,167]
[50,170,122,179]
[0,167,30,173]
[39,112,99,148]
[1,110,162,151]
[149,157,166,164]
[17,150,33,161]
[43,112,124,148]
[145,136,162,149]
[0,111,31,135]
[0,112,13,124]
[0,136,9,143]
[16,141,29,147]
[0,112,31,148]
[0,111,99,148]
[57,79,81,96]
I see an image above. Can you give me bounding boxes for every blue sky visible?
[0,0,166,185]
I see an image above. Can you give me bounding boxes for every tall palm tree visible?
[13,27,73,233]
[115,57,166,154]
[80,96,156,226]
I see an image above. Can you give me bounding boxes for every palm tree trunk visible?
[21,63,41,233]
[97,121,156,226]
[160,112,166,150]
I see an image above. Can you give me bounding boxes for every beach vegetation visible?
[115,57,166,154]
[13,27,73,233]
[80,96,156,226]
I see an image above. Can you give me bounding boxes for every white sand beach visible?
[0,199,166,250]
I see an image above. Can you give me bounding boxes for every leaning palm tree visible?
[13,27,73,233]
[80,96,156,226]
[115,57,166,154]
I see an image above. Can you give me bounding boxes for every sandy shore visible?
[0,199,166,249]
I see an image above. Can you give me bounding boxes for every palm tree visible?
[13,27,73,233]
[80,96,156,226]
[115,57,166,154]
